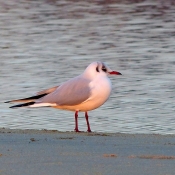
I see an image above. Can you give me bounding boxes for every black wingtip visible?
[9,105,19,109]
[9,102,35,109]
[9,106,17,109]
[5,93,47,104]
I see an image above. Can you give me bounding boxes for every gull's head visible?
[83,61,122,78]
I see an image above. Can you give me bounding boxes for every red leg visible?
[85,112,91,132]
[74,111,80,132]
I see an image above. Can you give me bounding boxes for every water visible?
[0,0,175,134]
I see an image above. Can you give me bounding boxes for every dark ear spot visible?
[102,67,107,72]
[96,67,99,72]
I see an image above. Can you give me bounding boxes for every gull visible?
[5,61,121,132]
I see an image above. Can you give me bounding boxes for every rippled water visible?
[0,0,175,134]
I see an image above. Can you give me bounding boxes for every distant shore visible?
[0,128,175,175]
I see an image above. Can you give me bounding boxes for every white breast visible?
[69,75,111,112]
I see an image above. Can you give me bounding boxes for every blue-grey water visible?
[0,0,175,134]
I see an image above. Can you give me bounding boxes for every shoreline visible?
[1,127,175,136]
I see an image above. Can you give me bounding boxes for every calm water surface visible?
[0,0,175,134]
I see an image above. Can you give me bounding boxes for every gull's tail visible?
[5,93,47,109]
[5,86,59,109]
[5,93,57,108]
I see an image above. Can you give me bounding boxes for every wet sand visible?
[0,128,175,175]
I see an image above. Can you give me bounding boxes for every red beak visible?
[109,71,122,75]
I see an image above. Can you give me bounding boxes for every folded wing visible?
[36,76,91,106]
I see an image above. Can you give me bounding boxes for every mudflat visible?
[0,128,175,175]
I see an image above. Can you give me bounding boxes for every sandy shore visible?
[0,128,175,175]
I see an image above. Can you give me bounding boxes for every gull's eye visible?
[102,67,107,72]
[96,67,99,72]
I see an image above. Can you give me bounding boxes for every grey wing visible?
[37,76,91,106]
[37,86,59,95]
